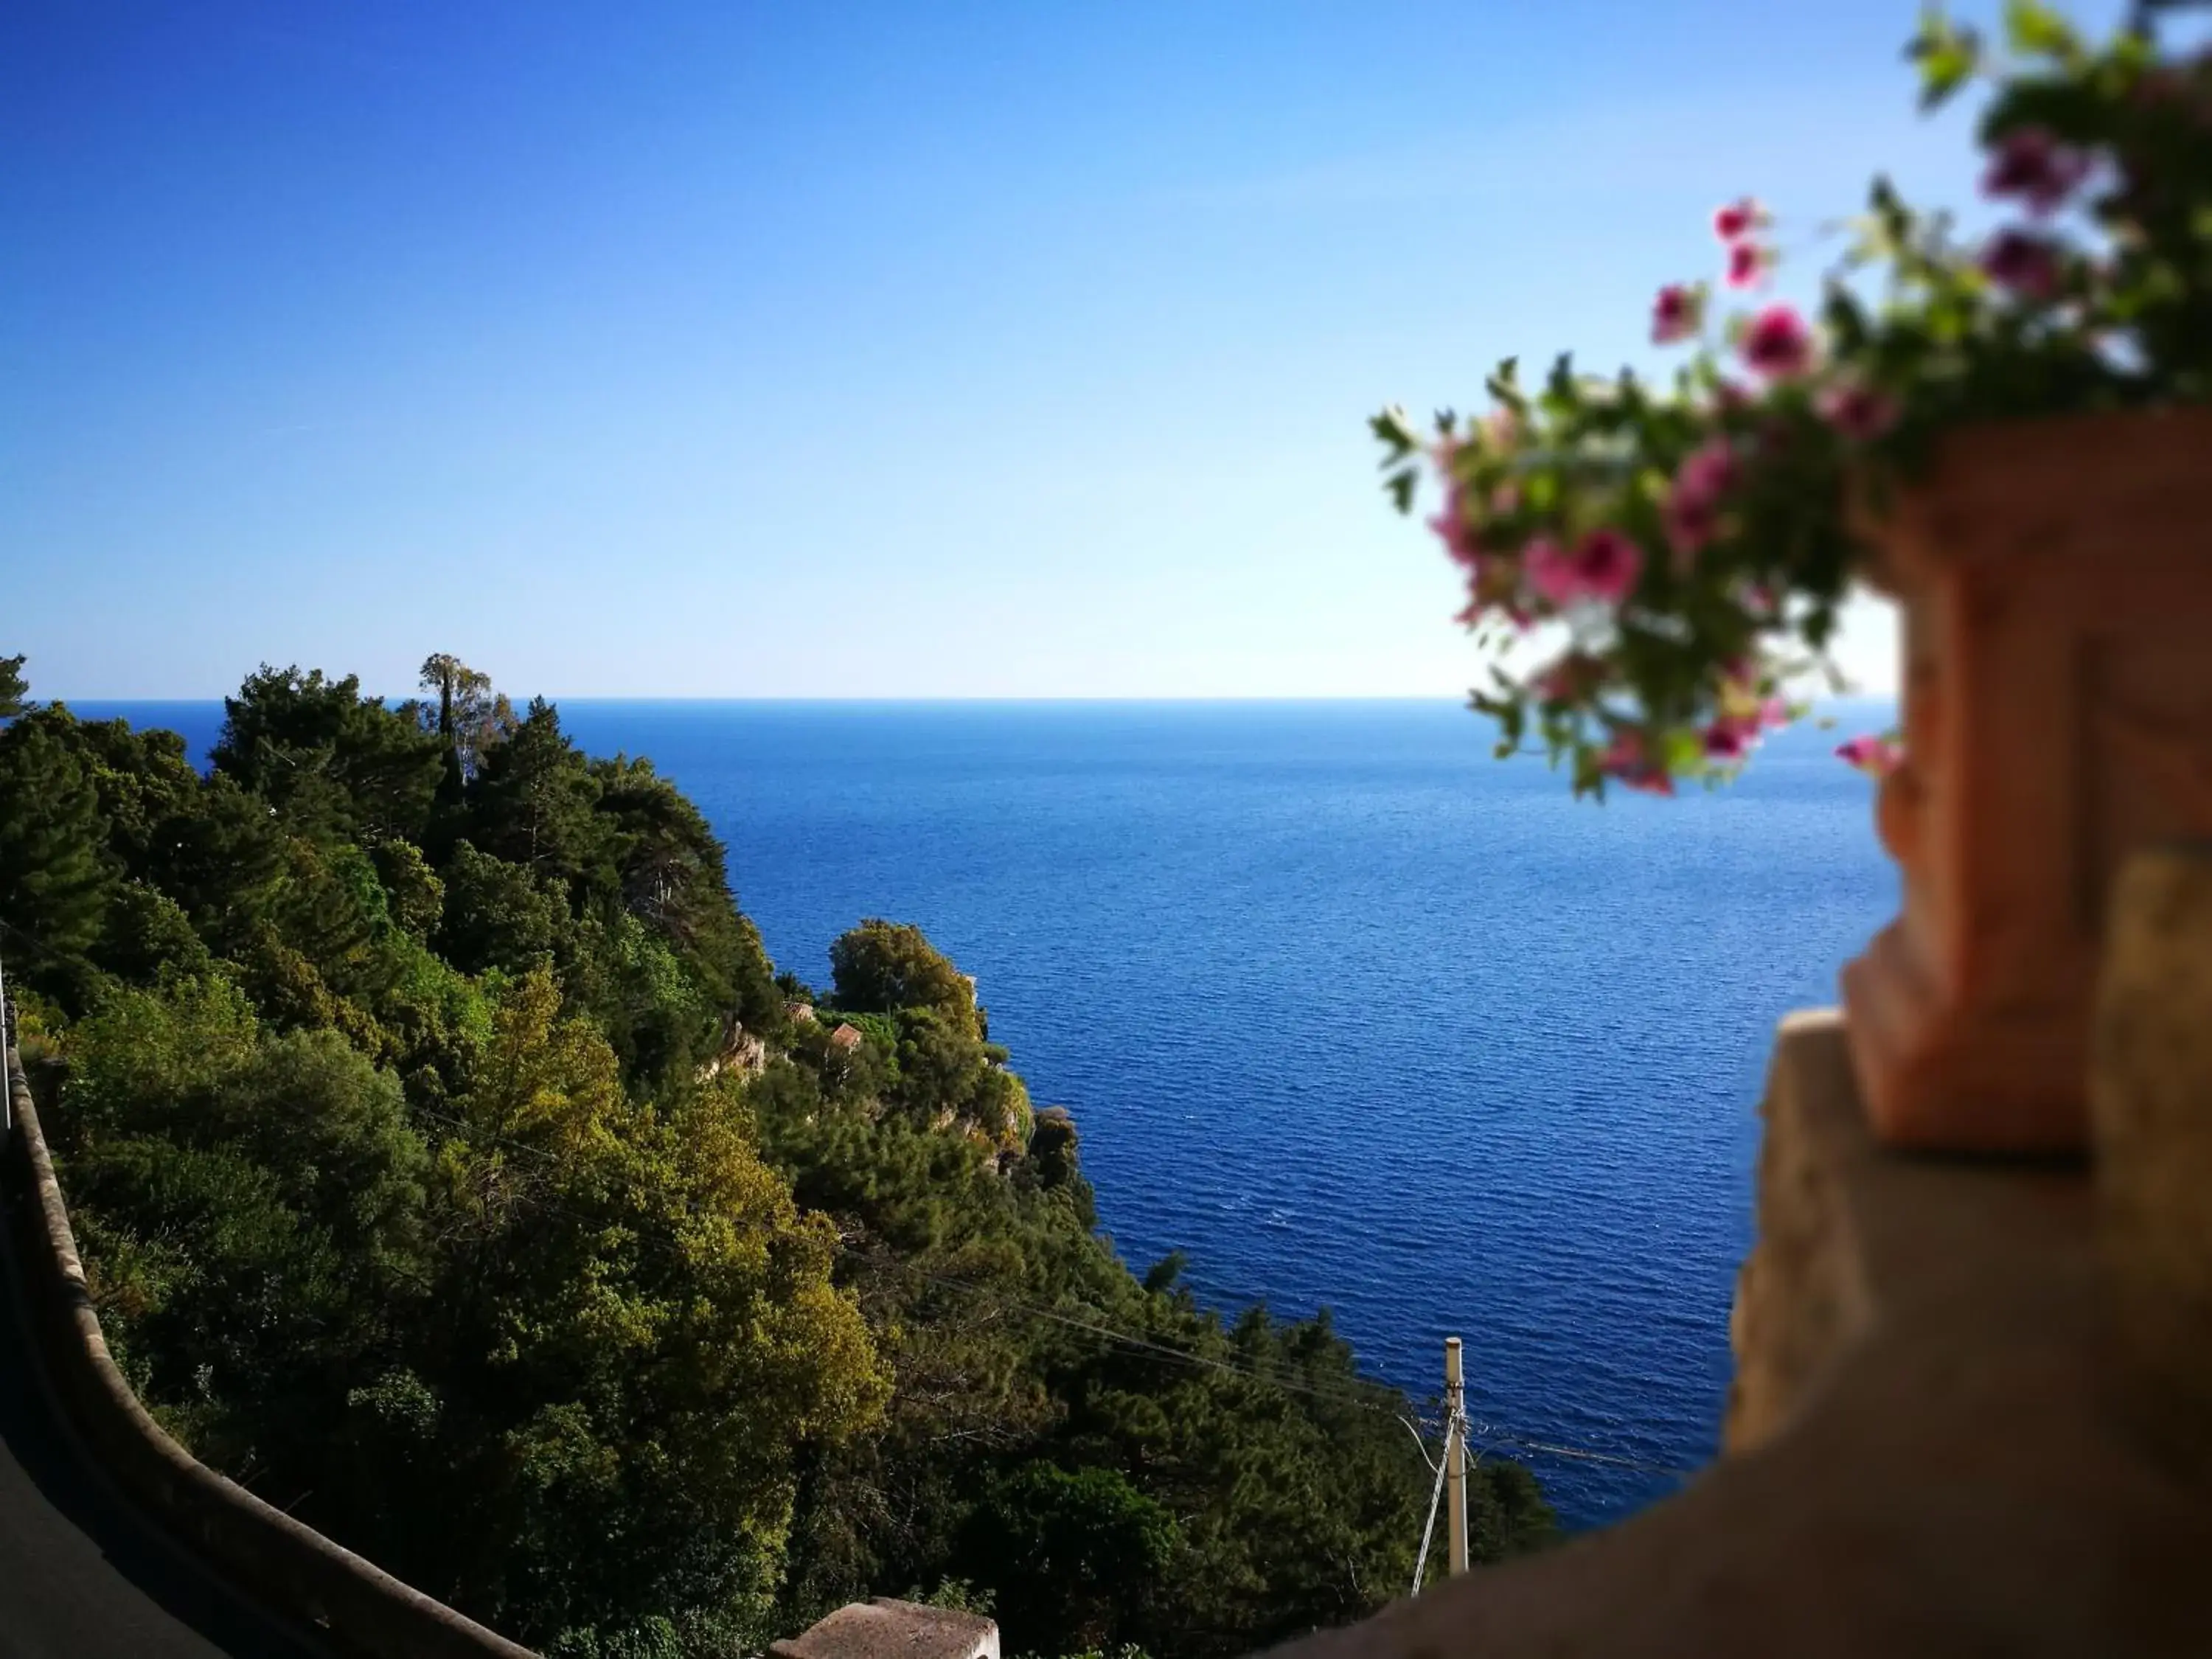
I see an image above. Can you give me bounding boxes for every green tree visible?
[437,841,562,976]
[829,920,981,1037]
[400,970,888,1644]
[93,880,216,984]
[418,653,515,801]
[465,699,610,884]
[69,714,204,885]
[57,978,429,1485]
[372,839,446,938]
[1,652,30,717]
[0,708,118,1001]
[138,771,289,955]
[212,664,445,841]
[967,1466,1177,1655]
[591,755,779,1035]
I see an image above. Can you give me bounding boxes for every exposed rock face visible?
[695,1015,769,1085]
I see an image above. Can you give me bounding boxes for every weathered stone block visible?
[2093,844,2212,1475]
[773,1600,998,1659]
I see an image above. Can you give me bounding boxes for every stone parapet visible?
[3,1050,540,1659]
[1259,1008,2211,1658]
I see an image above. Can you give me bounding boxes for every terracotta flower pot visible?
[1840,406,2212,1153]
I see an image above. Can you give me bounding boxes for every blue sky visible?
[1,1,2124,700]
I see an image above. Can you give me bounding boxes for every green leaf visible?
[1546,352,1576,403]
[1906,7,1982,111]
[2002,0,2077,61]
[1484,357,1526,412]
[1386,469,1418,514]
[1368,406,1420,458]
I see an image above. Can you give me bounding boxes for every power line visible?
[1408,1408,1455,1597]
[870,1254,1421,1419]
[1472,1431,1691,1479]
[1399,1413,1440,1475]
[863,1258,1700,1481]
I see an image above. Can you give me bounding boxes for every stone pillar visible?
[2092,844,2212,1475]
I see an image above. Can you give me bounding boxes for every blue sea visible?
[72,697,1897,1528]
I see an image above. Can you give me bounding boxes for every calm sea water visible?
[72,697,1897,1527]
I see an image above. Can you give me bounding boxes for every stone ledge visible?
[1259,1009,2212,1659]
[4,1051,540,1659]
[773,1599,1000,1659]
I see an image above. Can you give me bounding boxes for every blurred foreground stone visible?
[1261,985,2211,1656]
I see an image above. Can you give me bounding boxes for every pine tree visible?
[0,709,117,997]
[0,653,28,719]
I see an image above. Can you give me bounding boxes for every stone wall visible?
[3,1051,540,1659]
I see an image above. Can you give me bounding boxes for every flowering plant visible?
[1374,1,2212,796]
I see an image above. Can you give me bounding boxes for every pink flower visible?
[1426,484,1482,569]
[1524,537,1581,605]
[1739,305,1814,379]
[1652,282,1704,344]
[1601,731,1674,796]
[1528,532,1643,608]
[1663,439,1739,567]
[1703,717,1758,761]
[1572,529,1643,604]
[1982,229,2062,300]
[1713,197,1765,242]
[1676,439,1739,504]
[1759,695,1792,729]
[1815,379,1900,442]
[1836,735,1905,776]
[1725,241,1769,289]
[1982,127,2091,215]
[1663,493,1719,568]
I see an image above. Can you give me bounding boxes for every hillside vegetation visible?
[0,653,1553,1659]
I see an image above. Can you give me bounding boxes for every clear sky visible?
[2,1,2123,701]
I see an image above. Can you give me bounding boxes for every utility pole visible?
[1444,1336,1469,1576]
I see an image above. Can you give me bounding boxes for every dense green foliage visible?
[0,657,1552,1658]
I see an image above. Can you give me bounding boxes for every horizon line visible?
[49,690,1905,707]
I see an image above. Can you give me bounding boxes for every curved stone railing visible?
[2,1051,539,1659]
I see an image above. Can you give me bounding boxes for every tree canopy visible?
[0,654,1553,1659]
